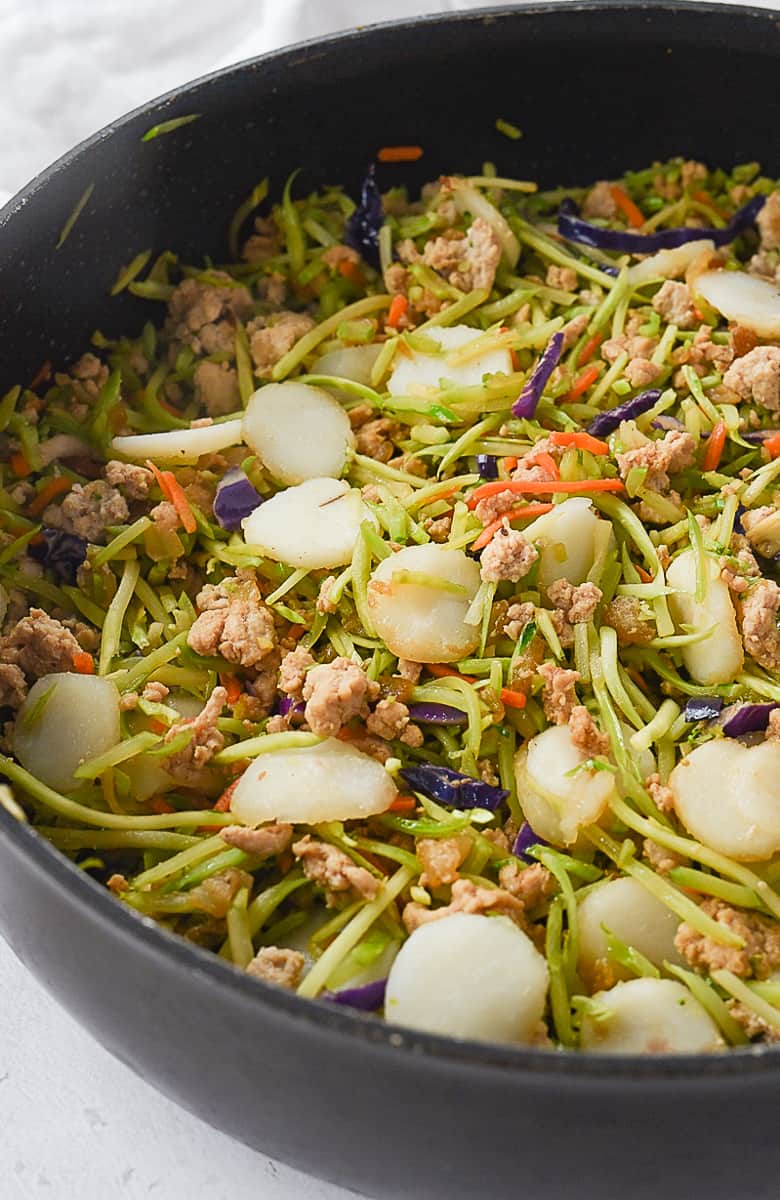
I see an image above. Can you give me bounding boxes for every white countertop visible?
[0,0,777,1196]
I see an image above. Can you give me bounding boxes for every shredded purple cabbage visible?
[407,703,468,726]
[683,696,723,722]
[587,389,662,438]
[511,822,548,863]
[213,468,262,531]
[511,331,564,419]
[558,194,765,254]
[323,977,387,1011]
[277,696,305,718]
[399,763,508,811]
[476,454,499,480]
[652,414,686,432]
[743,430,780,443]
[722,702,777,737]
[345,164,383,270]
[29,527,87,585]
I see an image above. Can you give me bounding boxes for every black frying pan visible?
[1,5,779,1198]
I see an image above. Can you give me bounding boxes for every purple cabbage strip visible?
[511,822,549,864]
[557,194,765,254]
[721,702,777,737]
[683,696,723,723]
[511,331,564,419]
[323,978,387,1012]
[345,164,383,270]
[277,696,305,718]
[652,414,686,432]
[743,430,780,443]
[399,763,508,811]
[476,453,499,480]
[213,468,263,531]
[407,702,468,726]
[587,388,661,438]
[29,528,88,585]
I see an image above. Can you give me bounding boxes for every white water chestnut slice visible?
[522,498,610,589]
[666,548,743,686]
[515,723,617,847]
[242,476,374,570]
[669,737,780,861]
[695,269,780,339]
[387,324,512,396]
[242,381,354,484]
[579,978,723,1054]
[577,877,682,988]
[14,673,121,793]
[367,543,482,663]
[385,913,548,1043]
[111,418,244,463]
[230,737,397,825]
[314,344,383,387]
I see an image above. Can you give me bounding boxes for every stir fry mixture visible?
[3,152,780,1055]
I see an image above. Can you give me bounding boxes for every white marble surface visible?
[1,0,778,1197]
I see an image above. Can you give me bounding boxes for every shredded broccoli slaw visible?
[2,152,780,1052]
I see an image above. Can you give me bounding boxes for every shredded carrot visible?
[377,145,424,163]
[565,363,602,402]
[471,503,555,551]
[549,431,610,456]
[503,455,519,471]
[524,449,560,479]
[765,433,780,460]
[10,452,31,478]
[635,565,653,584]
[338,258,364,285]
[72,650,95,675]
[220,673,243,705]
[148,718,168,734]
[499,688,527,710]
[467,478,624,509]
[389,795,417,813]
[386,294,408,328]
[577,331,603,366]
[146,459,197,534]
[149,796,176,815]
[214,779,239,813]
[609,184,645,229]
[427,663,477,683]
[28,475,72,517]
[691,189,726,219]
[702,420,728,471]
[29,360,52,391]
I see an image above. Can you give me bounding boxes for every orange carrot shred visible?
[387,294,408,328]
[72,650,95,675]
[29,360,52,391]
[765,433,780,460]
[28,475,72,517]
[220,673,243,705]
[702,420,728,471]
[10,452,31,478]
[549,431,610,456]
[527,449,560,479]
[467,478,624,510]
[503,455,519,472]
[608,184,645,229]
[635,565,653,584]
[471,503,555,552]
[426,663,477,683]
[214,780,239,813]
[565,363,602,402]
[377,145,424,163]
[577,331,603,366]
[149,797,176,815]
[146,459,197,534]
[389,795,417,813]
[499,688,527,710]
